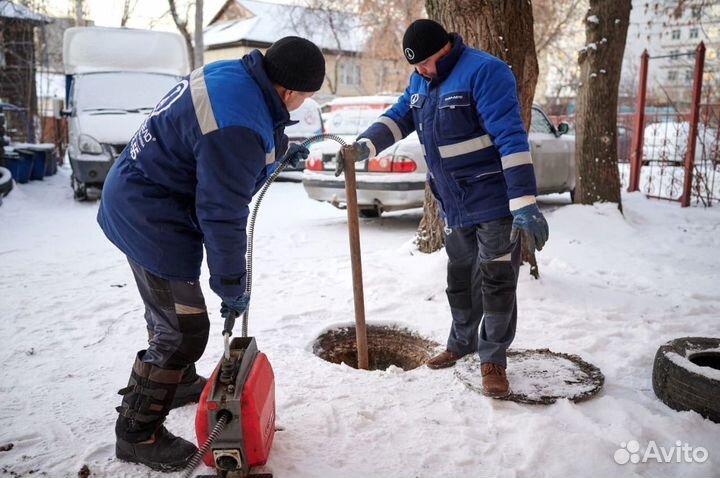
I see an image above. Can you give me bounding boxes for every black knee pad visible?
[165,312,210,368]
[446,262,473,309]
[479,261,517,314]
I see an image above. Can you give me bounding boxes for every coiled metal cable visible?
[181,410,232,478]
[241,133,348,337]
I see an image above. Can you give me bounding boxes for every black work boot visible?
[115,352,198,472]
[171,363,208,409]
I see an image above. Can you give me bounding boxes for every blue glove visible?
[220,292,250,336]
[510,204,549,252]
[334,141,371,177]
[280,143,309,168]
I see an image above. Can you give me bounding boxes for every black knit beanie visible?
[402,19,449,64]
[263,36,326,92]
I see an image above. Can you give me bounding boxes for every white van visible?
[62,27,190,200]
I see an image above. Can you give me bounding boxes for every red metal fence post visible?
[628,50,649,193]
[681,42,706,207]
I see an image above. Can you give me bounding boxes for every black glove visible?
[280,143,309,168]
[334,141,372,177]
[220,292,250,336]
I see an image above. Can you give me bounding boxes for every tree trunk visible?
[168,0,195,70]
[574,0,631,209]
[418,0,539,255]
[194,0,204,68]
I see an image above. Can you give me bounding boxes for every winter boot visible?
[426,350,465,369]
[115,352,198,471]
[481,362,510,398]
[171,363,207,409]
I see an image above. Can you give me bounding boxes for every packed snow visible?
[1,166,719,478]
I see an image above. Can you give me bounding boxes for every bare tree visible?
[574,1,631,208]
[417,0,539,254]
[168,0,199,68]
[121,0,139,27]
[533,0,584,57]
[290,1,359,94]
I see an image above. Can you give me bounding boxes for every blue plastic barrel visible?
[3,148,31,184]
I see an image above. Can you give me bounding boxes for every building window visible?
[689,28,699,39]
[668,70,678,81]
[671,29,681,40]
[670,50,679,60]
[686,69,693,82]
[339,61,361,86]
[692,6,702,20]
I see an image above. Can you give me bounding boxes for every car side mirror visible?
[61,108,72,118]
[557,122,570,136]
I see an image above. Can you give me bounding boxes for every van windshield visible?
[326,108,383,135]
[74,72,182,113]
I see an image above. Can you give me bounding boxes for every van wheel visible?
[72,175,88,201]
[0,167,14,197]
[652,337,720,423]
[359,207,381,218]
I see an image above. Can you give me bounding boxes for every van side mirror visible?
[557,122,570,136]
[61,108,72,117]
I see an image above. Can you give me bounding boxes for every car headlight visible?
[78,134,103,155]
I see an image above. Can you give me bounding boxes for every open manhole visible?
[313,324,440,371]
[455,348,604,405]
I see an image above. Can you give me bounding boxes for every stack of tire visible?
[0,112,13,204]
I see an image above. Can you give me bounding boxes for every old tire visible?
[0,166,13,197]
[652,337,720,423]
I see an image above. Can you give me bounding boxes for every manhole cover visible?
[313,324,439,371]
[455,348,604,404]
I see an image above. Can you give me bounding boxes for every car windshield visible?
[73,72,182,113]
[326,108,383,135]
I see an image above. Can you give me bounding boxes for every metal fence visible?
[549,42,719,208]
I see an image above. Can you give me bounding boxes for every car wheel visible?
[652,336,720,423]
[569,188,576,203]
[359,207,381,218]
[0,166,14,197]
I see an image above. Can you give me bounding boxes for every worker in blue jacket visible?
[349,20,548,397]
[97,36,325,471]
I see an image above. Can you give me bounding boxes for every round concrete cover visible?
[455,348,604,404]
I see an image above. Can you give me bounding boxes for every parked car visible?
[280,97,323,180]
[303,104,575,216]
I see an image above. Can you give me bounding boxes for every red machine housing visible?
[195,337,275,471]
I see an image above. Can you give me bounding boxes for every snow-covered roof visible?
[204,0,366,53]
[0,1,50,23]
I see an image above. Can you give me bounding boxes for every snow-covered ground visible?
[1,166,719,478]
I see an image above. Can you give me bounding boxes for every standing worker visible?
[345,20,548,397]
[97,37,325,471]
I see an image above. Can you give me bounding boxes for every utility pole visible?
[194,0,204,68]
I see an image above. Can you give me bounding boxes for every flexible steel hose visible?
[242,133,348,337]
[184,134,349,478]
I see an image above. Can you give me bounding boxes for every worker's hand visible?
[334,141,371,177]
[510,203,549,252]
[280,143,309,168]
[220,292,250,336]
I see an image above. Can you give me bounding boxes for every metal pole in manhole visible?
[340,145,369,370]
